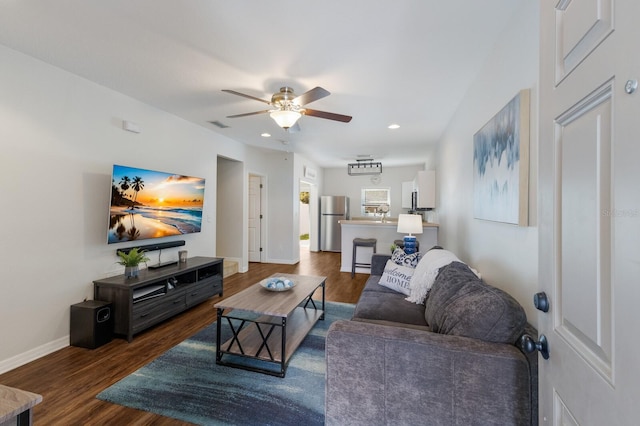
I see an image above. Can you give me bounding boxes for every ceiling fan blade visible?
[222,89,272,105]
[303,108,352,123]
[226,110,271,118]
[293,86,330,106]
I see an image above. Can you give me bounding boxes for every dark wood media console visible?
[93,256,223,342]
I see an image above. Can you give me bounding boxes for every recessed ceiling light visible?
[261,133,271,137]
[388,124,400,129]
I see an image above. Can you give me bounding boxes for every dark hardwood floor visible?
[0,250,366,425]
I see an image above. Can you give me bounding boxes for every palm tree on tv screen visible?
[131,176,145,209]
[119,176,132,206]
[119,176,131,192]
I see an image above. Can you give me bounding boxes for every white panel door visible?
[539,0,640,424]
[248,175,262,262]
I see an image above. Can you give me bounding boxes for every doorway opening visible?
[299,185,310,253]
[299,180,318,258]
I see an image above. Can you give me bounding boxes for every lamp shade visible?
[397,214,423,236]
[270,110,302,128]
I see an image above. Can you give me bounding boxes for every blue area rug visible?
[97,301,355,425]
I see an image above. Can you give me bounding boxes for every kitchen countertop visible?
[339,219,439,227]
[338,219,439,274]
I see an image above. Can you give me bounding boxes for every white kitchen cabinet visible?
[414,170,435,209]
[401,181,414,208]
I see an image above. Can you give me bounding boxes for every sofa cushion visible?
[370,253,392,276]
[378,260,414,295]
[353,283,428,327]
[425,261,526,344]
[362,274,398,295]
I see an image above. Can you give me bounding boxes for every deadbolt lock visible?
[625,79,638,94]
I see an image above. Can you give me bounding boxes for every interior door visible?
[538,0,640,424]
[248,175,262,262]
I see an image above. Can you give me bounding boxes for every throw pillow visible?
[378,260,414,295]
[406,248,466,304]
[425,261,526,344]
[391,247,421,268]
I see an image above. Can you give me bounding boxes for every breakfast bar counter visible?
[338,220,439,274]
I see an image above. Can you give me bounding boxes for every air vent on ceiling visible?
[208,120,230,129]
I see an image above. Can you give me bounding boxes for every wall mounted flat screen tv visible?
[108,164,205,244]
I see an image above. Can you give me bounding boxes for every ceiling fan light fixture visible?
[270,110,302,129]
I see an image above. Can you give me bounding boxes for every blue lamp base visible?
[403,236,417,255]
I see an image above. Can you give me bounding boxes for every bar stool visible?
[352,238,377,278]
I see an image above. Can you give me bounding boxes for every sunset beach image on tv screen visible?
[108,165,205,244]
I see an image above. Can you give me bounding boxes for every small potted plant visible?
[117,247,150,278]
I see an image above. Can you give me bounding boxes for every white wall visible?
[216,156,244,268]
[435,2,540,324]
[244,149,296,264]
[0,44,249,372]
[299,203,310,236]
[323,165,424,219]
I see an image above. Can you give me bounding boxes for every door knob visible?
[625,79,638,94]
[533,292,549,312]
[520,334,550,360]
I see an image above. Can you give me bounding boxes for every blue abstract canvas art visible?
[473,90,530,225]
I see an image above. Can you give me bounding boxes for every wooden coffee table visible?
[214,273,326,377]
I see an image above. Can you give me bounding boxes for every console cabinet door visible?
[186,278,221,306]
[132,290,185,334]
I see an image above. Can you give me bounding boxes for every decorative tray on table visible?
[260,277,296,292]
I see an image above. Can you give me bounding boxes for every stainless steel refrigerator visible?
[320,195,349,252]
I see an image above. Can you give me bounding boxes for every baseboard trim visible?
[0,336,68,375]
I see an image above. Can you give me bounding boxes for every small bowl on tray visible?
[260,276,296,292]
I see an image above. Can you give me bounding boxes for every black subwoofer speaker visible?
[70,300,113,349]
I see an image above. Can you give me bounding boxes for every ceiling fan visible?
[222,86,352,130]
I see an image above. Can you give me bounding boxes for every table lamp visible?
[397,214,423,254]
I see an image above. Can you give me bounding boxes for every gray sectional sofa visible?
[325,253,538,426]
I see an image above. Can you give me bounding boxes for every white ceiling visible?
[0,1,523,167]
